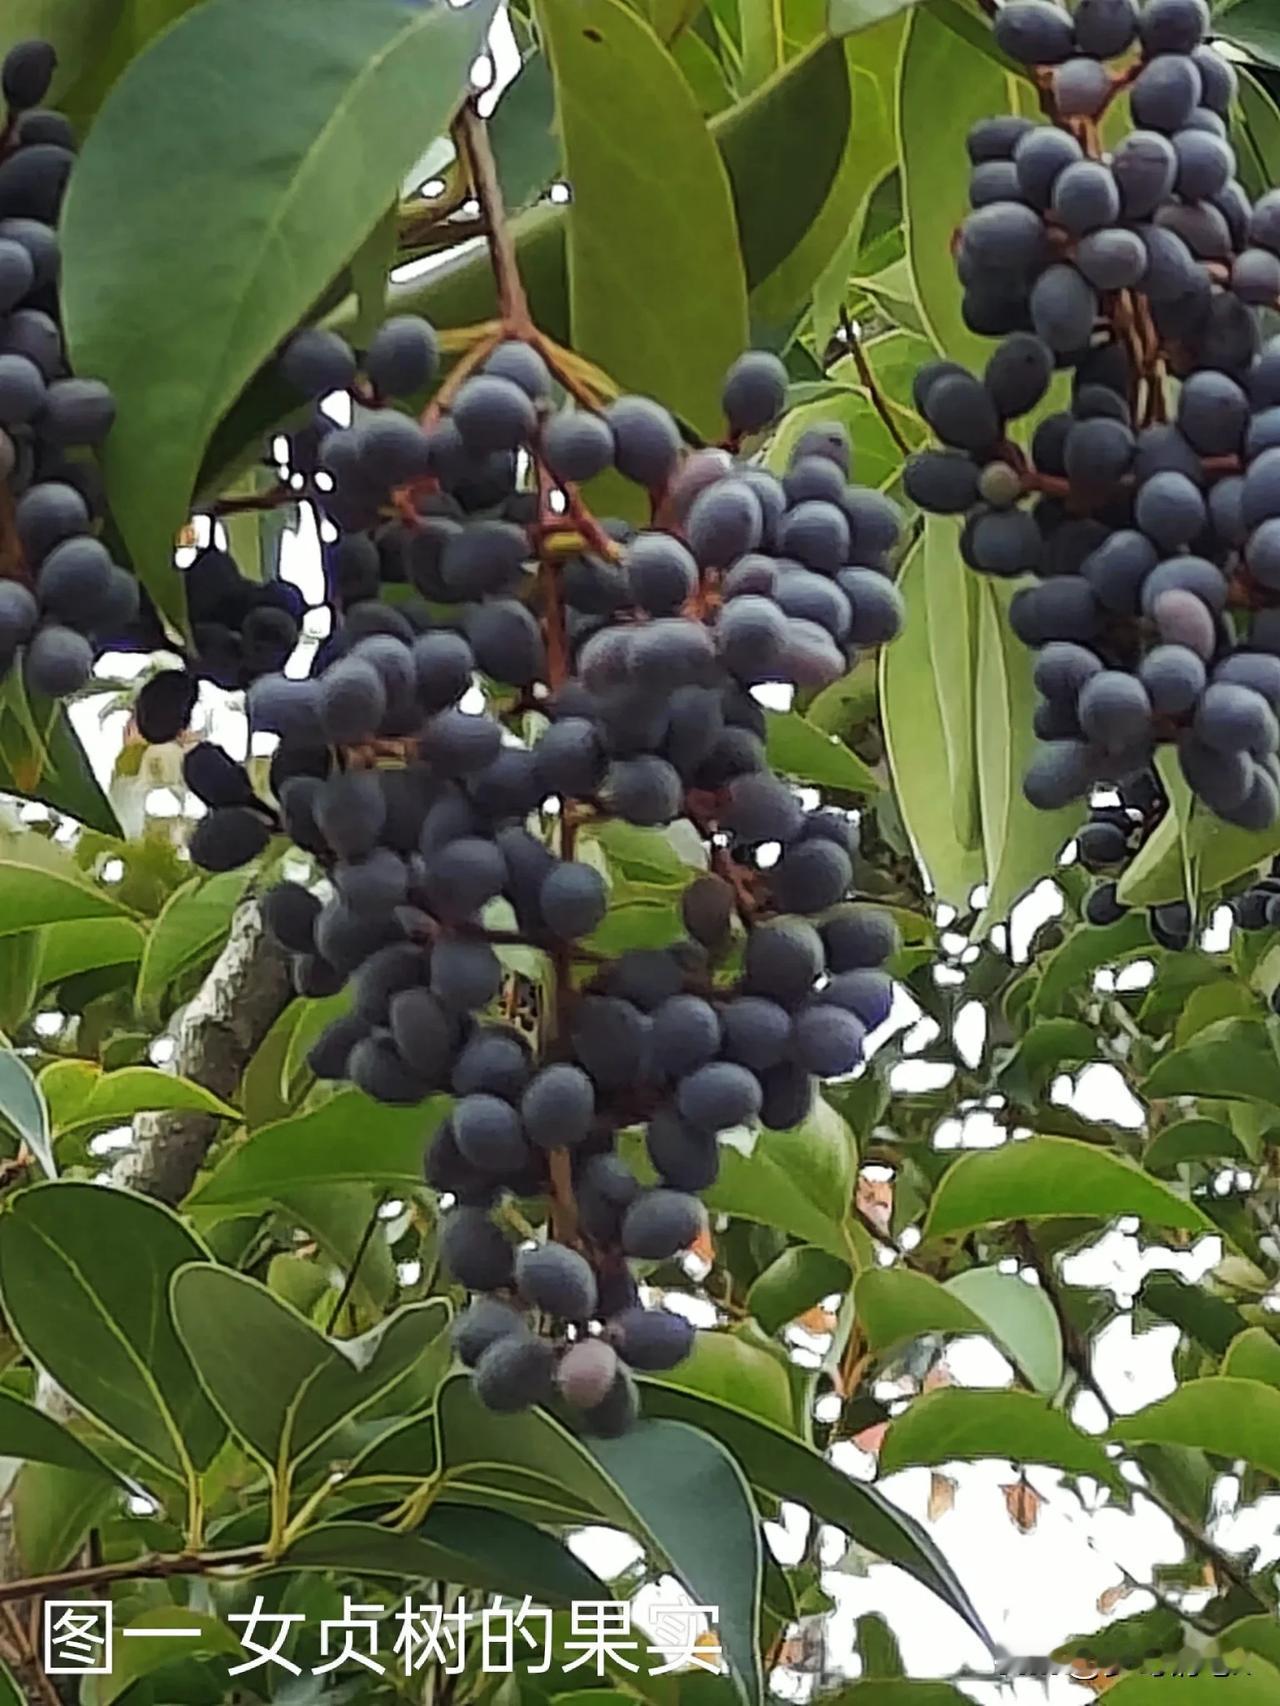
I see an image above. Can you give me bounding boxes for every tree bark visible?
[109,899,292,1205]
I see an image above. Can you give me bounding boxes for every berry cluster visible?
[906,0,1280,830]
[171,311,906,1428]
[0,39,137,698]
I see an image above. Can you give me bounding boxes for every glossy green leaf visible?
[171,1265,448,1470]
[1222,1327,1280,1388]
[766,710,880,794]
[880,1388,1120,1487]
[880,539,984,908]
[0,1046,52,1177]
[62,0,497,632]
[1104,1662,1280,1704]
[1117,784,1280,906]
[857,1266,1062,1393]
[1137,1273,1245,1358]
[924,1136,1212,1240]
[1144,1018,1280,1104]
[699,1101,861,1262]
[1110,1376,1280,1479]
[0,1181,224,1478]
[751,31,891,327]
[11,1463,113,1575]
[0,856,133,936]
[587,1422,763,1706]
[1219,1615,1280,1672]
[135,870,252,1015]
[899,3,1011,368]
[0,1389,125,1484]
[537,0,748,436]
[39,1060,238,1137]
[1144,1116,1247,1176]
[430,1375,762,1702]
[748,1246,849,1335]
[202,35,865,496]
[829,0,928,33]
[37,917,146,988]
[638,1382,991,1649]
[937,1270,1062,1395]
[1030,914,1155,1018]
[974,580,1084,931]
[94,1609,243,1706]
[284,1509,606,1605]
[921,518,982,855]
[1221,1,1280,69]
[187,1088,447,1211]
[491,51,560,212]
[648,1331,796,1430]
[0,685,120,835]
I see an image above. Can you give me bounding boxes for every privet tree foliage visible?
[2,0,1280,1700]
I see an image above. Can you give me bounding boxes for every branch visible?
[0,1546,267,1607]
[110,899,292,1205]
[1015,1225,1266,1610]
[454,102,531,333]
[840,311,913,458]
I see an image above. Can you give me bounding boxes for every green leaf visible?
[94,1609,243,1706]
[0,0,120,101]
[974,580,1084,931]
[347,201,398,348]
[1219,1615,1280,1672]
[751,31,891,327]
[1144,1018,1280,1104]
[1221,1,1280,69]
[1103,1662,1280,1704]
[11,1463,113,1574]
[188,1088,447,1211]
[37,917,146,988]
[899,3,1011,368]
[491,52,560,212]
[0,1181,224,1479]
[0,1046,52,1178]
[880,1388,1120,1487]
[135,870,252,1015]
[856,1613,905,1680]
[0,1389,126,1484]
[1137,1273,1245,1358]
[638,1382,992,1649]
[38,1061,239,1138]
[698,1101,860,1262]
[879,538,984,908]
[587,1422,763,1706]
[0,689,120,835]
[171,1265,448,1471]
[856,1266,1062,1394]
[1144,1116,1247,1176]
[921,518,982,855]
[996,1018,1096,1103]
[648,1331,796,1430]
[586,818,700,886]
[924,1136,1213,1240]
[537,0,748,437]
[944,1268,1062,1394]
[1110,1376,1280,1479]
[829,0,928,34]
[1117,785,1280,906]
[202,36,864,498]
[765,710,880,794]
[748,1246,849,1335]
[430,1375,762,1703]
[0,1660,19,1706]
[0,857,133,936]
[1030,914,1154,1018]
[62,0,498,633]
[241,1000,307,1130]
[284,1509,606,1605]
[1222,1327,1280,1388]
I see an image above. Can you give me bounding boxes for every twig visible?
[0,1546,268,1607]
[1015,1224,1266,1609]
[325,1192,387,1334]
[840,310,912,458]
[454,102,532,334]
[1,1603,59,1706]
[208,485,296,517]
